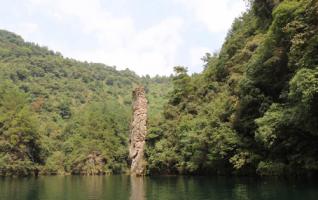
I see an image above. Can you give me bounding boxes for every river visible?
[0,175,317,200]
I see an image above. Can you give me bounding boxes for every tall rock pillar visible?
[129,86,148,176]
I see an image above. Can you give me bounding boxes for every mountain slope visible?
[0,29,171,175]
[146,0,318,176]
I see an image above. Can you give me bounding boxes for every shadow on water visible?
[1,175,318,200]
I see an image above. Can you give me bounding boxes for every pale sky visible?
[0,0,247,76]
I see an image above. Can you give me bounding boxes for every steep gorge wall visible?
[129,86,148,176]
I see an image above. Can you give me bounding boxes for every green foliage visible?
[61,102,128,174]
[41,151,65,175]
[256,161,285,176]
[1,0,318,177]
[146,67,240,174]
[289,68,318,107]
[0,82,42,176]
[0,30,172,176]
[147,0,318,176]
[255,104,284,148]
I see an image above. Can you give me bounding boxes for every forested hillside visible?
[0,29,171,176]
[146,0,318,176]
[1,0,317,177]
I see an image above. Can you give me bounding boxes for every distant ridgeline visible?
[0,29,171,176]
[145,0,318,176]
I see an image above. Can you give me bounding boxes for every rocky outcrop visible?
[129,86,148,176]
[71,151,107,175]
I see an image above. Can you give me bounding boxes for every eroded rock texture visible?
[129,86,148,176]
[72,151,107,175]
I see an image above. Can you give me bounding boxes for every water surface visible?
[0,175,317,200]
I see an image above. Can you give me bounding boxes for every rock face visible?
[72,151,107,175]
[129,86,148,176]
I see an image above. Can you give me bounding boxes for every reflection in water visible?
[85,176,103,200]
[130,176,145,200]
[1,176,318,200]
[233,183,249,200]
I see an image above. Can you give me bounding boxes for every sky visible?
[0,0,247,76]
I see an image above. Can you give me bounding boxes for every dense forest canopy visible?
[0,29,171,175]
[145,0,318,176]
[1,0,318,177]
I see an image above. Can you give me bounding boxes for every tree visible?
[0,82,42,176]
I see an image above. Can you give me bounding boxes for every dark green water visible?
[0,176,317,200]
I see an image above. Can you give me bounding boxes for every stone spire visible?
[129,86,148,176]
